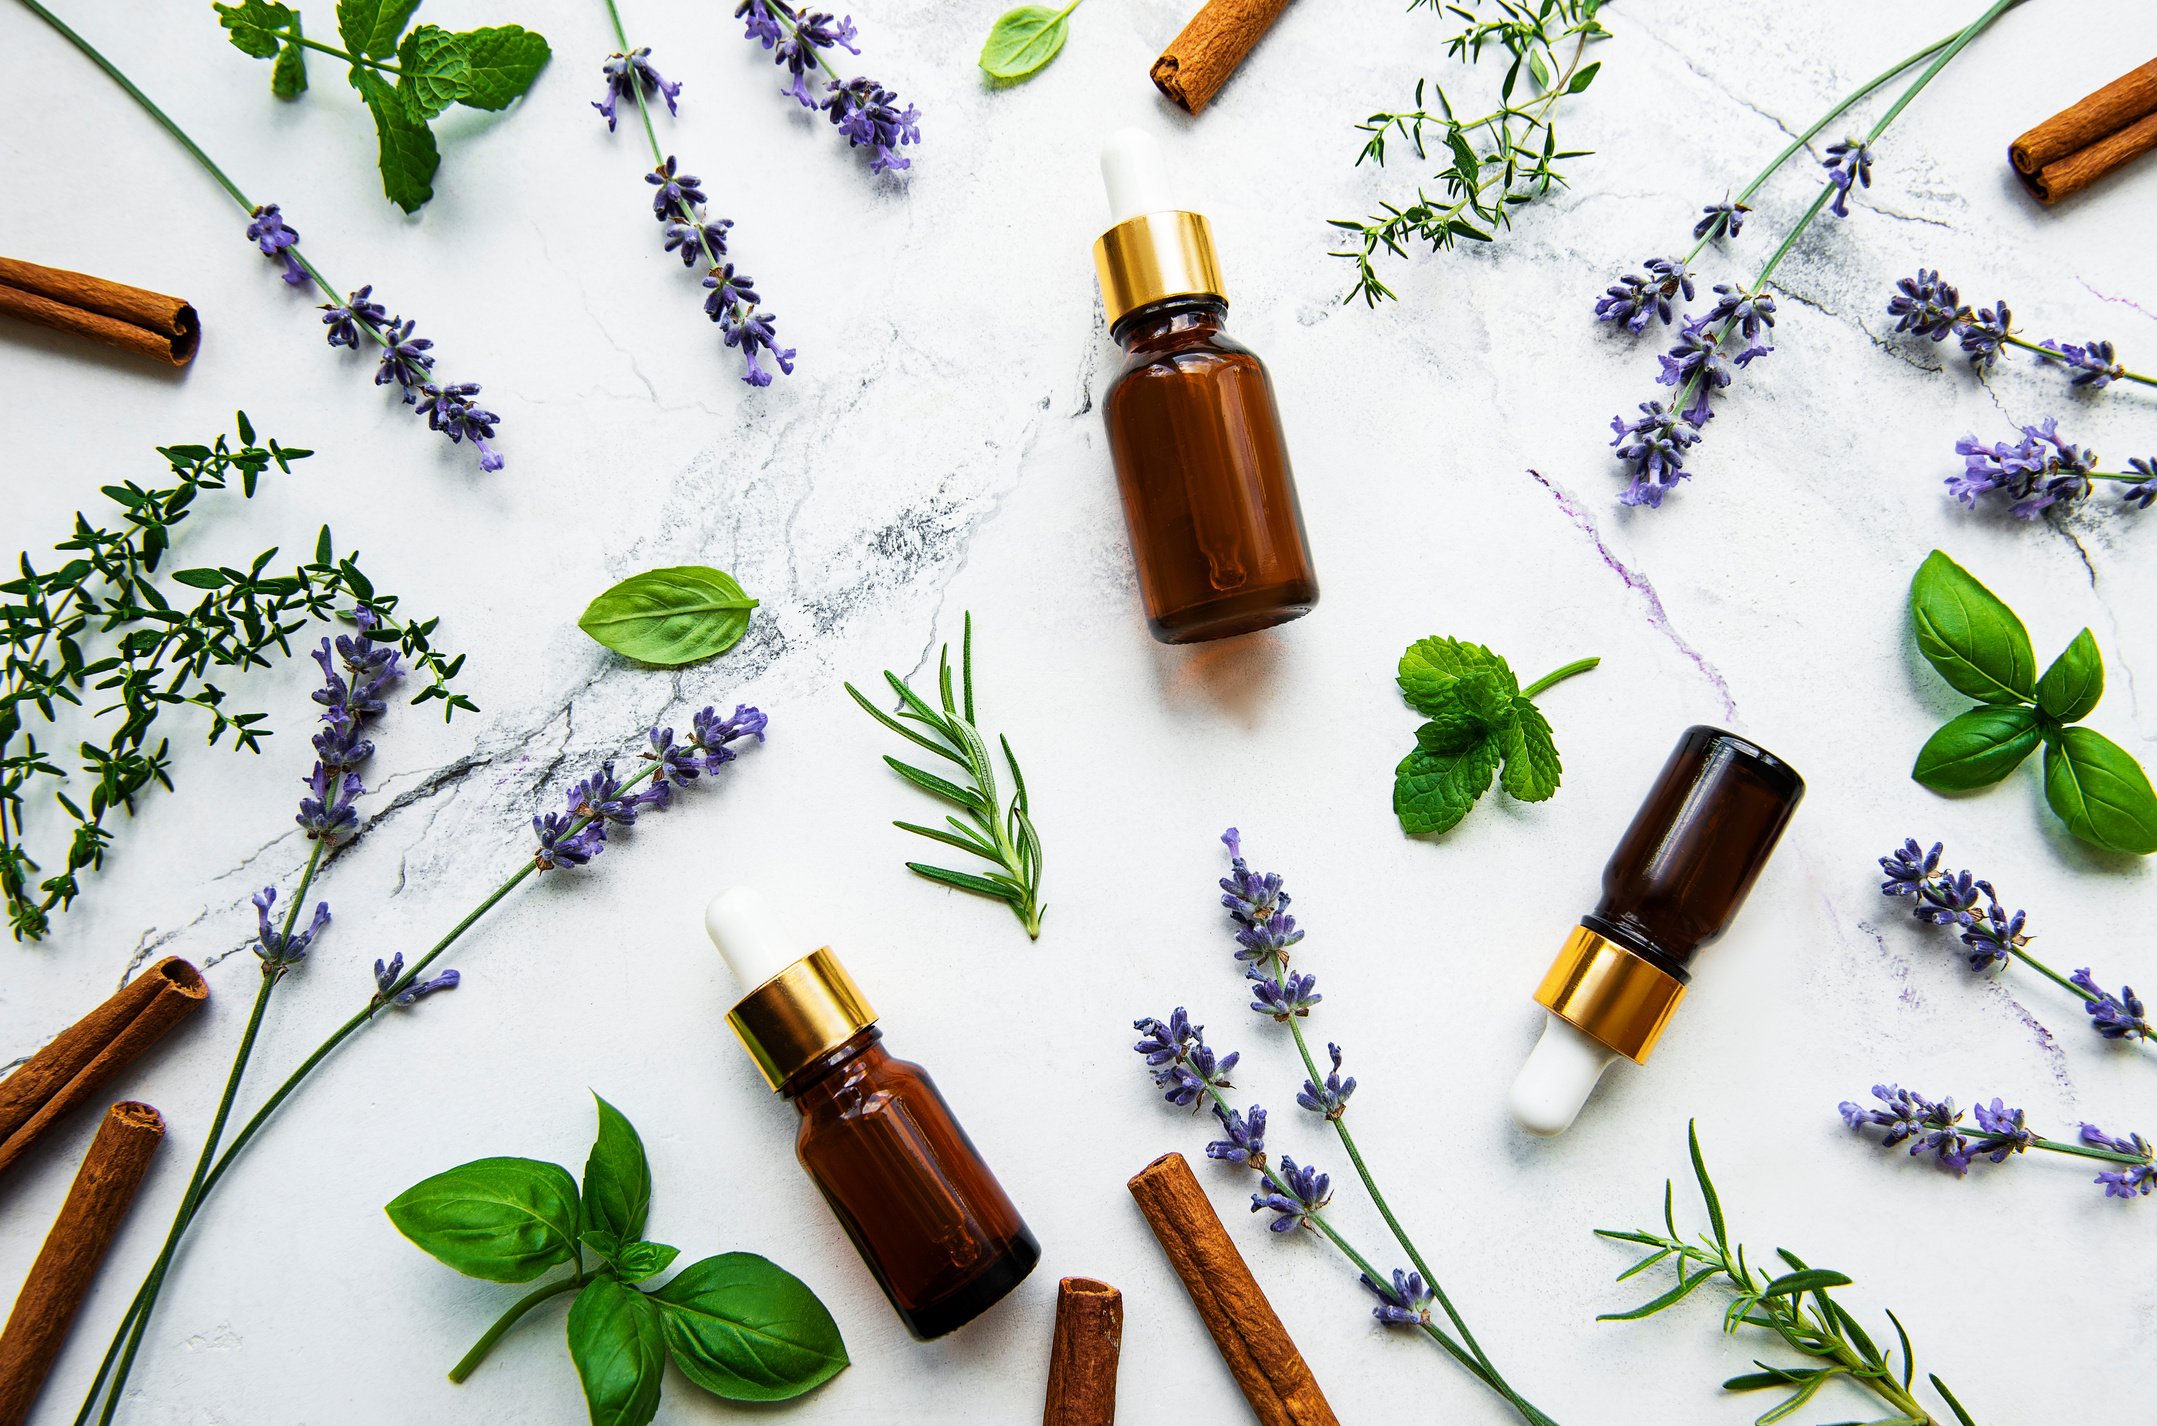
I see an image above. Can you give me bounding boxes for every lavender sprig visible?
[1883,266,2157,391]
[1879,838,2154,1054]
[735,0,921,172]
[1947,418,2153,518]
[1839,1084,2154,1198]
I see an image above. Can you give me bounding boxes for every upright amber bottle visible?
[1508,726,1804,1135]
[704,888,1039,1338]
[1093,129,1318,643]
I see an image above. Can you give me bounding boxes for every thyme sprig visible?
[0,417,473,941]
[1599,1123,1978,1426]
[1332,0,1611,307]
[845,614,1044,939]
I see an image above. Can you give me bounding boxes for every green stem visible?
[2010,946,2097,1003]
[285,31,401,72]
[448,1274,588,1382]
[2029,1133,2151,1166]
[1862,0,2024,146]
[1521,656,1600,700]
[2002,333,2157,389]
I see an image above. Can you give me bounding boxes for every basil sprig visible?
[388,1094,847,1421]
[1909,550,2157,855]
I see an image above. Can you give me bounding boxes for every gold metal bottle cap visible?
[1532,925,1688,1065]
[1092,211,1225,331]
[725,947,877,1091]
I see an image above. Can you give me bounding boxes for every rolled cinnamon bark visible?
[0,256,199,365]
[1043,1276,1123,1426]
[1150,0,1295,116]
[0,1102,165,1426]
[2010,57,2157,203]
[1127,1153,1338,1426]
[0,958,206,1179]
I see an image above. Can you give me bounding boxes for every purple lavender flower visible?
[1958,299,2013,371]
[2122,457,2157,510]
[1692,201,1748,243]
[320,285,387,348]
[1251,1156,1331,1231]
[1841,1084,1971,1173]
[738,0,859,107]
[647,156,708,215]
[644,727,703,786]
[1593,257,1694,333]
[532,700,763,876]
[1220,828,1303,959]
[664,216,732,269]
[245,204,306,285]
[692,704,769,769]
[253,885,330,966]
[1705,284,1776,346]
[373,952,461,1007]
[823,77,920,174]
[1609,400,1699,508]
[1969,1098,2035,1162]
[1949,417,2097,517]
[703,268,797,388]
[1205,1104,1266,1168]
[640,155,792,387]
[566,763,643,827]
[373,318,435,401]
[416,383,504,472]
[593,47,680,132]
[1361,1269,1434,1327]
[532,811,605,870]
[296,767,363,843]
[2039,338,2124,389]
[1133,1008,1240,1107]
[1296,1043,1356,1120]
[1888,270,1963,342]
[1249,971,1320,1021]
[2070,968,2152,1041]
[1655,319,1733,423]
[2082,1124,2157,1199]
[1822,137,1872,217]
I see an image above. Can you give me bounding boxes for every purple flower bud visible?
[1821,137,1872,217]
[245,204,306,285]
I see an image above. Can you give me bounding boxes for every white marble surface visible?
[5,0,2156,1421]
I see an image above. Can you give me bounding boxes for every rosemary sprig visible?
[845,613,1044,939]
[1598,1123,1977,1426]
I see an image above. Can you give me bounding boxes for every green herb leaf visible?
[1596,1265,1718,1321]
[335,0,417,58]
[577,566,758,667]
[979,5,1069,81]
[1761,1268,1852,1298]
[2042,727,2157,855]
[1688,1121,1726,1251]
[215,0,293,58]
[384,1156,580,1282]
[2035,628,2104,724]
[1567,60,1601,93]
[1932,1373,1979,1426]
[614,1240,680,1284]
[455,24,551,109]
[1393,723,1502,835]
[580,1093,652,1244]
[170,569,228,590]
[568,1276,667,1426]
[395,23,471,122]
[1910,705,2041,791]
[272,27,309,98]
[1498,699,1561,801]
[1397,636,1516,713]
[350,66,440,213]
[653,1252,849,1402]
[1909,550,2036,705]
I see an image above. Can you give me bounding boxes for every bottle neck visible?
[1112,295,1227,350]
[779,1025,884,1101]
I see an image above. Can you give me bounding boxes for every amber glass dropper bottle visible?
[1092,128,1319,643]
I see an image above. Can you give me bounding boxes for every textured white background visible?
[4,1,2156,1422]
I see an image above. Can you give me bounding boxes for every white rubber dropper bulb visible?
[1100,127,1176,225]
[1507,1016,1618,1137]
[703,885,807,993]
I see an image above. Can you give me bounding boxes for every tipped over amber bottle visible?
[1093,129,1318,644]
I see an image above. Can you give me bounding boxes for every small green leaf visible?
[581,1094,652,1244]
[385,1157,580,1282]
[215,0,293,58]
[614,1240,681,1284]
[2043,727,2157,855]
[1392,726,1501,835]
[1688,1122,1726,1251]
[577,566,758,666]
[170,569,228,590]
[884,757,985,811]
[1498,699,1561,801]
[1761,1268,1852,1297]
[454,25,551,109]
[1909,550,2036,705]
[1910,705,2041,791]
[568,1276,666,1426]
[979,5,1069,81]
[272,36,309,97]
[336,0,418,58]
[1527,49,1551,88]
[350,67,440,213]
[654,1252,849,1402]
[1567,59,1601,93]
[1596,1266,1718,1321]
[1931,1373,1979,1426]
[2035,628,2104,723]
[906,862,1021,902]
[395,24,471,122]
[1397,636,1517,713]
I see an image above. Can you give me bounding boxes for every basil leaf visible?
[581,1093,652,1244]
[1397,636,1517,715]
[215,0,293,59]
[2035,628,2104,724]
[395,24,471,122]
[350,67,440,213]
[384,1156,580,1282]
[568,1277,667,1426]
[978,5,1069,80]
[1498,698,1562,801]
[1393,726,1501,835]
[455,25,552,110]
[654,1253,849,1402]
[1910,705,2041,791]
[614,1240,680,1284]
[577,566,758,667]
[2043,727,2157,855]
[336,0,417,58]
[1909,550,2035,705]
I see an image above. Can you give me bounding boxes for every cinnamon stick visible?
[0,1102,165,1426]
[1043,1276,1124,1426]
[0,256,199,365]
[2009,57,2157,203]
[1150,0,1295,116]
[0,958,206,1179]
[1127,1153,1337,1426]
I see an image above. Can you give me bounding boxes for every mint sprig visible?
[1392,636,1598,835]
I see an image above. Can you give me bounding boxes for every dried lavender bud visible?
[1219,826,1303,961]
[1609,400,1699,508]
[1360,1268,1435,1326]
[1958,299,2013,370]
[1821,137,1872,217]
[1205,1104,1266,1168]
[320,285,388,348]
[1656,319,1734,423]
[1593,257,1694,333]
[2070,969,2152,1041]
[1296,1043,1356,1120]
[823,76,920,174]
[253,886,330,966]
[1132,1008,1239,1107]
[373,318,435,401]
[2038,337,2124,389]
[593,47,680,132]
[2122,458,2157,510]
[1948,418,2097,518]
[245,204,305,285]
[1251,1156,1331,1232]
[1888,269,1963,341]
[1692,201,1748,242]
[2083,1125,2157,1199]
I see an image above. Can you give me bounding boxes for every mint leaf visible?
[455,25,552,110]
[395,24,471,122]
[272,30,309,97]
[350,67,439,212]
[1398,636,1517,714]
[1911,705,2041,791]
[979,6,1069,81]
[336,0,418,58]
[1499,699,1562,801]
[215,0,295,59]
[2043,727,2157,855]
[2035,629,2104,724]
[1393,724,1502,835]
[1910,550,2036,706]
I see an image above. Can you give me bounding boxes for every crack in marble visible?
[1626,19,1805,149]
[1526,468,1738,719]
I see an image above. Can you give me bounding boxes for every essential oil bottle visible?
[703,887,1039,1338]
[1508,726,1804,1136]
[1092,127,1319,644]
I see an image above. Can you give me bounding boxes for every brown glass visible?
[1585,725,1805,981]
[1102,296,1319,643]
[782,1027,1038,1339]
